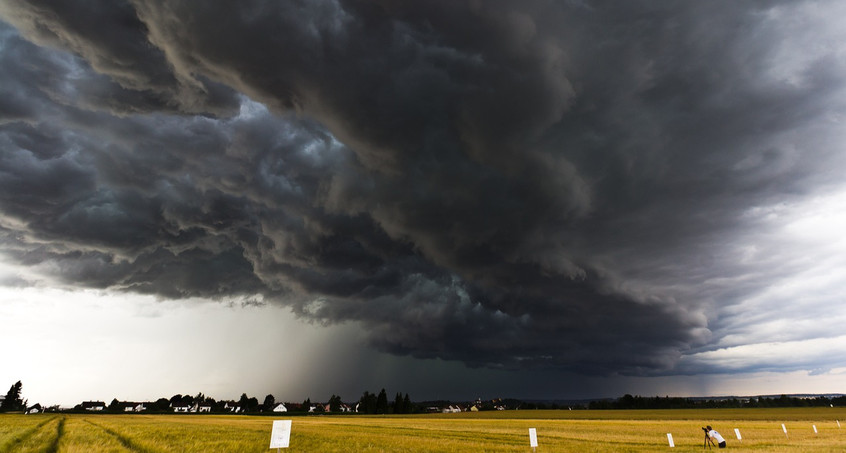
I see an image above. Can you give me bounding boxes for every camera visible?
[702,427,709,433]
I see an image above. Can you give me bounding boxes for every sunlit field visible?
[2,408,845,452]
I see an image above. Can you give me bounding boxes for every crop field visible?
[2,408,845,452]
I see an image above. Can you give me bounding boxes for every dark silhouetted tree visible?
[263,394,276,411]
[403,394,412,413]
[328,394,342,412]
[392,392,403,414]
[237,393,259,412]
[359,391,377,414]
[376,389,388,414]
[0,381,24,412]
[107,398,122,413]
[151,398,171,412]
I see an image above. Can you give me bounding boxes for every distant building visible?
[223,401,241,413]
[273,403,287,412]
[197,402,213,413]
[171,403,192,413]
[82,401,106,411]
[122,402,147,412]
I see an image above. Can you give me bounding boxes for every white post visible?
[813,425,818,434]
[667,433,675,448]
[837,420,841,429]
[782,423,788,439]
[734,428,742,441]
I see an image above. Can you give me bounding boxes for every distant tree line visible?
[61,388,419,415]
[587,394,846,410]
[301,389,414,414]
[6,378,844,414]
[356,389,413,414]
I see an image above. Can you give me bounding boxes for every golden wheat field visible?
[2,408,845,452]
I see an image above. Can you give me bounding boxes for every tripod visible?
[703,433,716,449]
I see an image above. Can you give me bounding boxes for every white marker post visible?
[837,420,841,429]
[813,424,818,434]
[782,423,788,439]
[667,433,675,448]
[734,428,742,442]
[528,428,538,452]
[269,420,292,451]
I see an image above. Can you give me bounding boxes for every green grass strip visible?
[0,416,57,453]
[84,420,160,453]
[42,416,65,453]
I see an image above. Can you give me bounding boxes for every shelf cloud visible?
[2,0,846,380]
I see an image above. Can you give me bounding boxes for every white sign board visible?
[734,428,742,440]
[667,433,675,447]
[269,420,292,449]
[528,428,538,447]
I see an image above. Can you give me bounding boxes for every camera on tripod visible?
[701,426,716,449]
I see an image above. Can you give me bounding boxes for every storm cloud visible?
[2,0,846,378]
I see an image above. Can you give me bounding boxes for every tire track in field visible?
[43,416,66,453]
[0,416,58,453]
[83,420,159,453]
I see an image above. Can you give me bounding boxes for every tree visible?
[0,381,24,412]
[247,396,259,412]
[403,394,412,414]
[263,394,276,411]
[237,393,258,412]
[359,391,377,414]
[376,389,388,414]
[393,392,403,414]
[328,394,342,412]
[151,398,171,412]
[107,398,122,413]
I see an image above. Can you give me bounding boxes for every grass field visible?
[2,408,845,452]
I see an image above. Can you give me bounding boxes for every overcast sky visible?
[2,0,846,407]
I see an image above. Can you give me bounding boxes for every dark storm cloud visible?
[2,0,845,376]
[0,0,240,116]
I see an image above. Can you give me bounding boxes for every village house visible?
[272,403,287,412]
[82,401,106,411]
[122,402,147,412]
[223,401,241,413]
[171,402,192,413]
